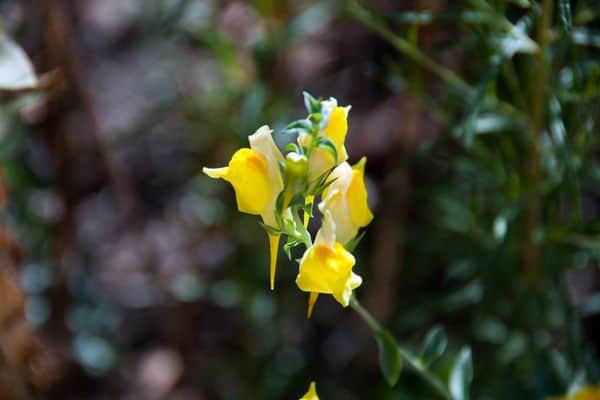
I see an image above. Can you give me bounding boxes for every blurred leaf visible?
[579,293,600,317]
[0,32,38,90]
[559,0,572,31]
[376,330,403,386]
[571,28,600,48]
[285,2,336,42]
[497,332,527,365]
[508,0,531,7]
[449,347,473,400]
[550,349,573,385]
[420,326,448,366]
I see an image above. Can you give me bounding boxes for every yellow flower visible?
[572,387,600,400]
[296,211,362,308]
[299,381,319,400]
[203,125,284,289]
[548,386,600,400]
[299,98,351,180]
[318,157,373,245]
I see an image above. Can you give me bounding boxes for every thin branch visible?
[350,297,452,400]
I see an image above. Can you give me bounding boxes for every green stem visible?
[350,297,452,400]
[350,296,382,332]
[523,0,552,281]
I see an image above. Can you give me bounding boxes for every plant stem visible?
[523,0,552,281]
[350,297,452,400]
[350,295,382,332]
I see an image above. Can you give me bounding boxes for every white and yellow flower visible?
[203,125,284,290]
[318,157,373,245]
[298,98,351,181]
[296,210,362,313]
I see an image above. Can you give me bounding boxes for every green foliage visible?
[420,326,448,367]
[376,330,403,386]
[449,348,474,400]
[2,0,599,398]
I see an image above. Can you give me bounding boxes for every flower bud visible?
[285,152,309,181]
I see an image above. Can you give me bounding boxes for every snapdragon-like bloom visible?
[298,98,350,180]
[296,211,362,308]
[299,382,319,400]
[549,386,600,400]
[319,157,373,245]
[203,125,284,289]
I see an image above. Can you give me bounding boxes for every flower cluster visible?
[203,92,373,317]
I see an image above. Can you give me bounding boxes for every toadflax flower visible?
[203,125,284,289]
[298,98,351,180]
[299,381,319,400]
[548,386,600,400]
[319,157,373,245]
[296,210,362,314]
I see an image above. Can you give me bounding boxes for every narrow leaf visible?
[316,137,338,162]
[344,231,366,252]
[376,330,403,386]
[283,119,313,135]
[448,347,473,400]
[420,326,448,366]
[302,91,321,114]
[559,0,572,32]
[284,143,302,154]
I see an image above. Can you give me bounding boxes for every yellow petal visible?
[224,148,271,215]
[324,106,349,161]
[296,242,357,307]
[347,157,373,228]
[307,292,319,318]
[306,147,336,181]
[202,166,228,178]
[304,195,314,228]
[299,381,319,400]
[332,271,362,307]
[268,234,280,290]
[319,161,372,244]
[572,386,600,400]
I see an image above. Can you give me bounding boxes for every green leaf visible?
[0,32,38,90]
[284,143,303,154]
[375,330,403,386]
[283,119,313,134]
[559,0,572,32]
[309,113,322,123]
[448,347,473,400]
[571,28,600,48]
[303,91,321,114]
[420,326,448,367]
[344,231,366,252]
[315,137,338,162]
[283,238,300,260]
[306,168,333,195]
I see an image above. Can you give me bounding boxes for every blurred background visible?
[0,0,599,399]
